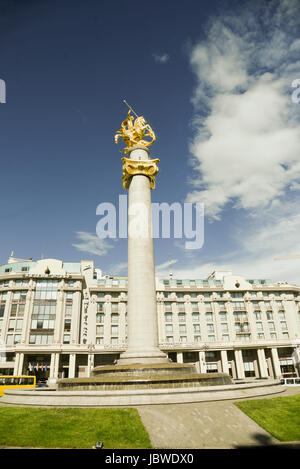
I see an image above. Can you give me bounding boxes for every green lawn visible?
[0,407,152,449]
[235,394,300,442]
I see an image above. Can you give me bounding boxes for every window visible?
[191,302,198,310]
[205,312,213,322]
[165,324,173,333]
[14,334,21,344]
[219,311,227,321]
[8,319,15,331]
[280,321,288,331]
[6,334,13,345]
[256,322,263,331]
[66,292,73,300]
[207,324,214,333]
[254,311,261,320]
[111,337,118,345]
[266,311,273,320]
[178,313,186,322]
[96,325,104,335]
[97,302,104,312]
[111,325,118,335]
[222,334,230,341]
[221,323,228,333]
[179,324,186,333]
[111,313,119,323]
[29,334,53,344]
[192,312,199,322]
[96,313,104,323]
[257,333,265,339]
[270,333,277,339]
[239,334,251,342]
[166,336,173,343]
[63,334,70,344]
[278,311,285,320]
[16,319,23,331]
[207,335,215,342]
[64,319,71,332]
[282,332,289,339]
[193,324,200,333]
[232,301,245,310]
[231,293,243,298]
[194,335,201,342]
[96,337,104,344]
[179,336,187,343]
[65,305,72,317]
[97,292,105,298]
[165,312,172,322]
[268,322,275,331]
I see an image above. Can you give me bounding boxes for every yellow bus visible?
[0,375,36,396]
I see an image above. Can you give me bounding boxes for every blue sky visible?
[0,0,300,283]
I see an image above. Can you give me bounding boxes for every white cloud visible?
[153,53,170,64]
[187,0,300,220]
[72,231,114,256]
[155,258,178,276]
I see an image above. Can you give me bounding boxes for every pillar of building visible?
[13,352,20,375]
[199,351,207,373]
[267,357,274,378]
[271,347,282,378]
[49,353,56,378]
[54,353,60,378]
[257,348,268,378]
[68,353,76,378]
[88,353,94,377]
[177,352,183,364]
[117,146,168,365]
[234,349,245,379]
[17,353,24,375]
[253,358,260,378]
[221,350,229,374]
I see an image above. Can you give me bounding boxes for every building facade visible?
[0,256,300,382]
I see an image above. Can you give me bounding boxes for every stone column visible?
[234,349,245,379]
[199,351,207,373]
[49,353,56,378]
[54,353,60,379]
[177,352,183,364]
[17,353,24,375]
[257,348,268,378]
[13,352,20,375]
[221,350,229,374]
[68,353,76,378]
[117,146,168,365]
[271,348,282,378]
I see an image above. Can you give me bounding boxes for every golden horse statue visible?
[114,108,156,154]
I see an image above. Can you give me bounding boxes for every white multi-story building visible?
[0,255,299,382]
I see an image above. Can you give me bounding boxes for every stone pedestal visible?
[117,146,168,365]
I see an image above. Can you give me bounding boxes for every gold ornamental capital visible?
[121,157,160,190]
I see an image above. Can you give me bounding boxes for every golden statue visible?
[115,102,156,154]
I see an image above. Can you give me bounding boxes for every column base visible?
[117,350,169,366]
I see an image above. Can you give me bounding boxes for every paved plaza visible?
[137,387,300,449]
